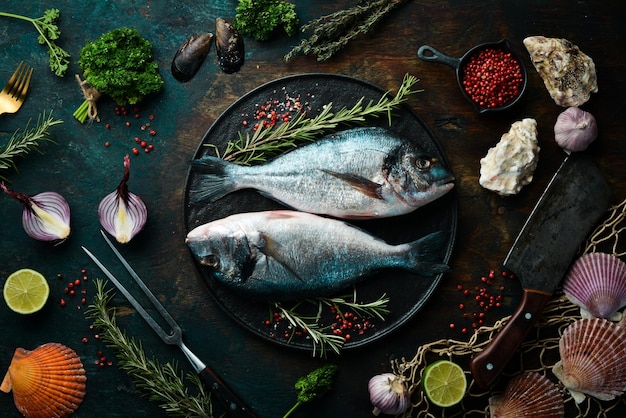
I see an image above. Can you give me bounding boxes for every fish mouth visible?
[435,175,455,189]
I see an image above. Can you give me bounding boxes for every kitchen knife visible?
[469,153,611,389]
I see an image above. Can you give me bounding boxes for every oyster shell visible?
[479,118,540,196]
[563,252,626,320]
[488,372,564,418]
[0,342,87,418]
[171,33,214,82]
[553,318,626,403]
[523,36,597,107]
[215,18,244,74]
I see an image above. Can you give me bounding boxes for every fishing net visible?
[393,198,626,418]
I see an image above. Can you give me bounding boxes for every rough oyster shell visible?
[0,342,87,418]
[479,118,539,196]
[488,372,564,418]
[553,318,626,403]
[563,252,626,320]
[523,36,597,107]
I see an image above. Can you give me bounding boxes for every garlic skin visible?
[368,373,409,416]
[554,107,598,153]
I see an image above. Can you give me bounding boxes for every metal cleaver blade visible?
[469,153,612,389]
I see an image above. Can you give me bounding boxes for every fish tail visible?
[406,231,450,276]
[190,156,237,202]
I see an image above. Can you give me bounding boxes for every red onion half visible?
[98,155,147,244]
[1,183,71,242]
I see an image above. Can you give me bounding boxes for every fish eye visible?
[203,255,220,268]
[415,157,433,170]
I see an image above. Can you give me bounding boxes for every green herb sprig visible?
[282,364,338,418]
[0,9,71,76]
[274,291,390,358]
[87,280,214,418]
[217,73,420,165]
[284,0,409,62]
[0,111,62,180]
[233,0,299,41]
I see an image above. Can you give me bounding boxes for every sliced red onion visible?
[98,155,147,243]
[1,183,71,242]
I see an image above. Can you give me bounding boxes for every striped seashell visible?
[488,372,564,418]
[563,252,626,319]
[553,318,626,403]
[0,342,87,418]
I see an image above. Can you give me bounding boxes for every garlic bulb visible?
[368,373,409,416]
[554,107,598,153]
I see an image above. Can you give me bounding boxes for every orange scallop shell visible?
[553,318,626,403]
[488,372,564,418]
[1,342,87,418]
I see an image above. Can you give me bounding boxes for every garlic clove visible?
[554,107,598,153]
[368,373,409,416]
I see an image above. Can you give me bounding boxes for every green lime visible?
[3,269,50,314]
[422,360,467,407]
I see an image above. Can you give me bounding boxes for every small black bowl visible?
[417,39,527,114]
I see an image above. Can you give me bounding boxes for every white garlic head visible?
[368,373,409,416]
[554,107,598,153]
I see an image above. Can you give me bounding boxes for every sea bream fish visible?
[190,127,454,219]
[185,210,450,301]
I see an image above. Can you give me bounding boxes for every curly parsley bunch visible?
[233,0,299,41]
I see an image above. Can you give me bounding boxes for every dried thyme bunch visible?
[284,0,409,62]
[0,111,61,180]
[87,279,214,418]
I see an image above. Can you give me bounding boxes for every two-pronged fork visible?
[82,230,257,418]
[0,61,33,116]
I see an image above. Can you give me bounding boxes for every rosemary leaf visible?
[220,73,421,164]
[0,110,61,180]
[284,0,409,62]
[87,280,213,418]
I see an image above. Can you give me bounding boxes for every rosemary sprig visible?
[0,110,62,180]
[87,279,213,418]
[273,291,390,358]
[219,73,420,164]
[284,0,409,62]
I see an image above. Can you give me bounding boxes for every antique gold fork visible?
[0,61,33,116]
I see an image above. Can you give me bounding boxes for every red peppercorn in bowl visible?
[418,39,527,113]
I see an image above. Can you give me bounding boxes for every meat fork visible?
[0,61,33,116]
[82,230,257,418]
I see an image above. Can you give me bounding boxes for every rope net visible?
[393,198,626,418]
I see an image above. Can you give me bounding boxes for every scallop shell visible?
[488,372,564,418]
[0,343,87,418]
[523,36,597,107]
[563,252,626,320]
[553,318,626,403]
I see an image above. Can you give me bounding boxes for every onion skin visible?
[368,373,409,416]
[554,107,598,153]
[1,183,71,242]
[98,155,147,244]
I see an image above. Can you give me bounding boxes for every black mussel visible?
[215,18,245,74]
[171,33,214,82]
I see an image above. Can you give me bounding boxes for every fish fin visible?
[406,231,450,277]
[258,232,306,282]
[321,169,384,200]
[189,156,237,203]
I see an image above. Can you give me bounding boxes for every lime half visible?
[422,360,467,407]
[3,269,50,314]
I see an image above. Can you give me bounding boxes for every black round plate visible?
[183,73,457,352]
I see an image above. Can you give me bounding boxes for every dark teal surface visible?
[2,1,626,418]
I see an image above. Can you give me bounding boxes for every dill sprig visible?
[284,0,409,62]
[0,110,62,180]
[218,73,420,164]
[273,291,390,358]
[87,279,214,418]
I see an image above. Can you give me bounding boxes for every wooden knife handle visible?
[469,289,551,389]
[199,367,258,418]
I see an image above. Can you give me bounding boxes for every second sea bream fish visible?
[190,127,454,219]
[185,210,450,301]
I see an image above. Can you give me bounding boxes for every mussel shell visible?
[215,18,245,74]
[171,33,214,82]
